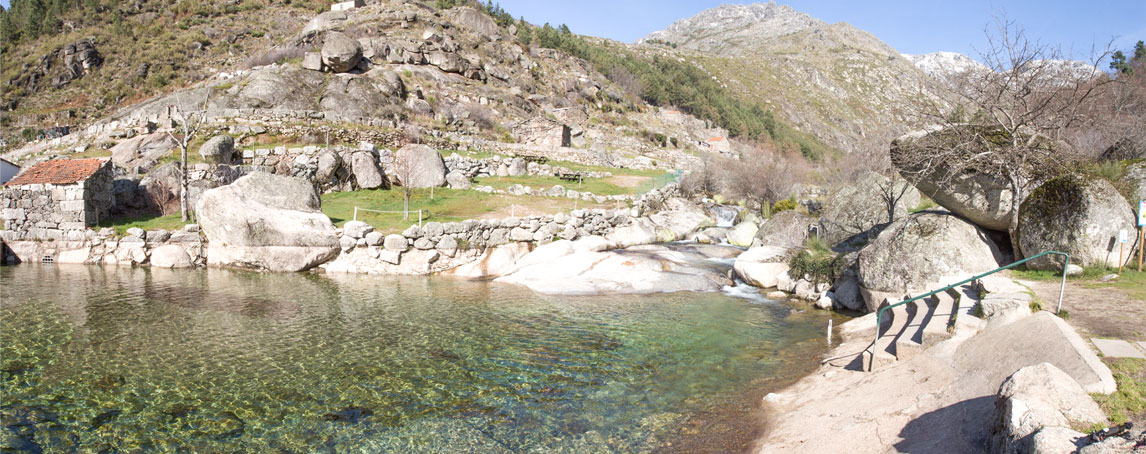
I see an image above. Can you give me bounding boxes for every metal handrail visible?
[869,250,1070,371]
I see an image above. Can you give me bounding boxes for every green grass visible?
[1011,267,1146,300]
[321,188,616,234]
[910,195,938,213]
[98,213,190,236]
[1093,358,1146,425]
[473,175,639,196]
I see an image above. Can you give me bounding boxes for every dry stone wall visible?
[1,165,113,241]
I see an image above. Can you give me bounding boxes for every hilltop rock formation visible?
[857,212,1003,311]
[196,173,339,272]
[1018,174,1137,269]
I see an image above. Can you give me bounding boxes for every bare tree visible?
[905,18,1112,258]
[717,144,809,212]
[165,95,210,222]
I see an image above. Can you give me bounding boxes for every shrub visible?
[788,238,844,285]
[773,198,797,213]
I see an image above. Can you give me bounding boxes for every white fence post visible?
[354,206,359,222]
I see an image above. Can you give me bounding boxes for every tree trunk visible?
[1007,175,1023,262]
[180,146,189,222]
[403,189,410,221]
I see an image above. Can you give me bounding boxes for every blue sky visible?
[497,0,1145,62]
[1,0,1141,61]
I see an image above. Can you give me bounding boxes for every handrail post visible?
[353,206,358,222]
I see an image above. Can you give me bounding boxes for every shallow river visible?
[1,264,831,453]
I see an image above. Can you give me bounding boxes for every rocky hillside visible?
[3,0,748,171]
[638,2,946,153]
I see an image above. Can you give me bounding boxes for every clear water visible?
[1,265,831,453]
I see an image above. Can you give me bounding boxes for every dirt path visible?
[1022,276,1146,341]
[606,175,652,189]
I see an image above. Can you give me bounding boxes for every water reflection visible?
[1,265,830,453]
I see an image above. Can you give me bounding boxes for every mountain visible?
[903,52,989,79]
[638,2,945,153]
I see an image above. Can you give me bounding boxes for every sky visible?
[496,0,1146,62]
[0,0,1140,61]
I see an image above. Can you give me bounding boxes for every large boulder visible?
[725,221,759,247]
[819,172,919,247]
[753,210,811,250]
[445,170,471,189]
[733,246,790,288]
[857,212,1003,311]
[111,132,177,174]
[508,157,527,176]
[195,173,339,272]
[606,218,660,247]
[149,244,194,268]
[1018,174,1137,269]
[991,363,1106,454]
[393,144,447,188]
[321,31,362,73]
[198,135,236,164]
[891,126,1062,231]
[350,151,385,189]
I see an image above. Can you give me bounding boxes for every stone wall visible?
[3,224,205,267]
[442,153,611,179]
[1,162,113,241]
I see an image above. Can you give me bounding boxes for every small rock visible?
[414,238,434,250]
[1101,274,1119,282]
[343,220,372,239]
[365,231,384,246]
[1065,264,1084,276]
[766,291,788,300]
[814,294,833,310]
[126,227,146,239]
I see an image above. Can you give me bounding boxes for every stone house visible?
[705,136,731,154]
[1,158,114,241]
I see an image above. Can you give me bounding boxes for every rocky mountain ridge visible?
[638,2,945,153]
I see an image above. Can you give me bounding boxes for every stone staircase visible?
[864,285,972,370]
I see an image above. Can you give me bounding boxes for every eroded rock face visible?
[321,31,362,73]
[857,212,1003,311]
[991,363,1106,454]
[393,144,446,188]
[1018,174,1136,269]
[196,173,339,272]
[891,127,1018,231]
[452,7,500,40]
[819,172,919,248]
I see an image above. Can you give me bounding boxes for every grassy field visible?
[98,213,190,236]
[474,175,637,196]
[1012,266,1146,300]
[1094,358,1146,426]
[321,187,618,233]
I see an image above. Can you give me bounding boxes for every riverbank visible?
[750,275,1139,453]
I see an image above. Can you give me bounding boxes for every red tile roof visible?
[4,158,107,187]
[708,137,724,142]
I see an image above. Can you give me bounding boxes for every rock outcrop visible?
[1018,174,1137,269]
[857,212,1003,311]
[725,221,759,247]
[990,363,1106,454]
[393,144,447,188]
[495,240,734,295]
[196,173,339,272]
[321,31,362,73]
[111,132,178,175]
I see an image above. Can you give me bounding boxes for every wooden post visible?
[1118,242,1124,275]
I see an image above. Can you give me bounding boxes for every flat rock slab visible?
[1139,341,1146,354]
[954,312,1117,394]
[1092,338,1146,359]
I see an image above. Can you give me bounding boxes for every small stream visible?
[1,264,830,452]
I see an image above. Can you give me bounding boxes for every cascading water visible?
[711,205,740,228]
